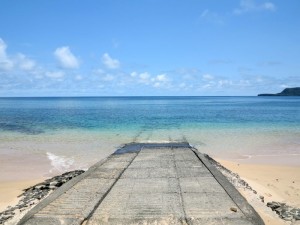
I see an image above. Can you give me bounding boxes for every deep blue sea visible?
[1,96,300,174]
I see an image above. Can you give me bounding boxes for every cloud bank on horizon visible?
[0,0,299,96]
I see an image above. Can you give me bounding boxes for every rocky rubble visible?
[0,170,84,225]
[267,201,300,221]
[204,154,300,222]
[204,154,256,192]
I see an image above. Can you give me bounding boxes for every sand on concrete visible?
[217,159,300,225]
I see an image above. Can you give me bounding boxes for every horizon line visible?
[0,95,262,98]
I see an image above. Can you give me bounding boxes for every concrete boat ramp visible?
[18,143,264,225]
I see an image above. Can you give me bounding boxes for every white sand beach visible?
[0,179,43,212]
[217,159,300,225]
[1,154,299,225]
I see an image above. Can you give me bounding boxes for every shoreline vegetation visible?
[1,156,299,225]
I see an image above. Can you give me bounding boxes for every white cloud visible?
[0,38,40,75]
[139,72,151,84]
[263,2,276,11]
[179,83,186,88]
[200,9,224,24]
[102,53,120,69]
[17,53,36,71]
[280,84,289,89]
[0,38,14,70]
[218,80,232,87]
[102,74,114,81]
[258,61,281,66]
[202,74,214,80]
[93,69,115,81]
[75,75,83,80]
[256,77,264,83]
[201,78,252,89]
[155,74,168,82]
[202,84,213,89]
[153,82,161,88]
[54,46,79,69]
[130,71,137,77]
[0,39,8,58]
[135,72,171,88]
[46,71,65,78]
[201,9,209,18]
[140,72,150,80]
[234,0,276,14]
[152,74,171,88]
[94,68,105,74]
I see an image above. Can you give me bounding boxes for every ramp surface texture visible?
[19,143,264,225]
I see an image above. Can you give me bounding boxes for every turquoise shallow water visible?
[0,96,300,176]
[1,96,300,134]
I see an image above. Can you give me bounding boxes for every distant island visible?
[258,87,300,96]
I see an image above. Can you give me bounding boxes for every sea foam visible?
[46,152,74,173]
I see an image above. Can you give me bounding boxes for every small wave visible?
[238,153,300,160]
[253,153,300,157]
[146,140,171,143]
[46,152,74,173]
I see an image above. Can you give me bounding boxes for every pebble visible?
[230,207,238,212]
[259,195,264,203]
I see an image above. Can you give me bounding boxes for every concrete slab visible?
[179,177,226,193]
[121,167,177,179]
[182,192,245,219]
[113,178,179,193]
[18,143,264,225]
[87,192,185,224]
[19,152,137,225]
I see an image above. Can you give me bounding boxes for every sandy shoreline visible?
[0,179,43,212]
[217,160,300,207]
[216,159,300,225]
[1,156,299,224]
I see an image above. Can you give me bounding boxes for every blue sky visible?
[0,0,299,96]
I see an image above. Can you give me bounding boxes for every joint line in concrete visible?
[81,151,141,224]
[173,146,192,225]
[191,148,265,225]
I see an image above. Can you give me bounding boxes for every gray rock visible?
[259,195,264,203]
[267,201,300,221]
[230,207,238,212]
[295,215,300,220]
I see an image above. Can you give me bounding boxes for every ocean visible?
[1,96,300,177]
